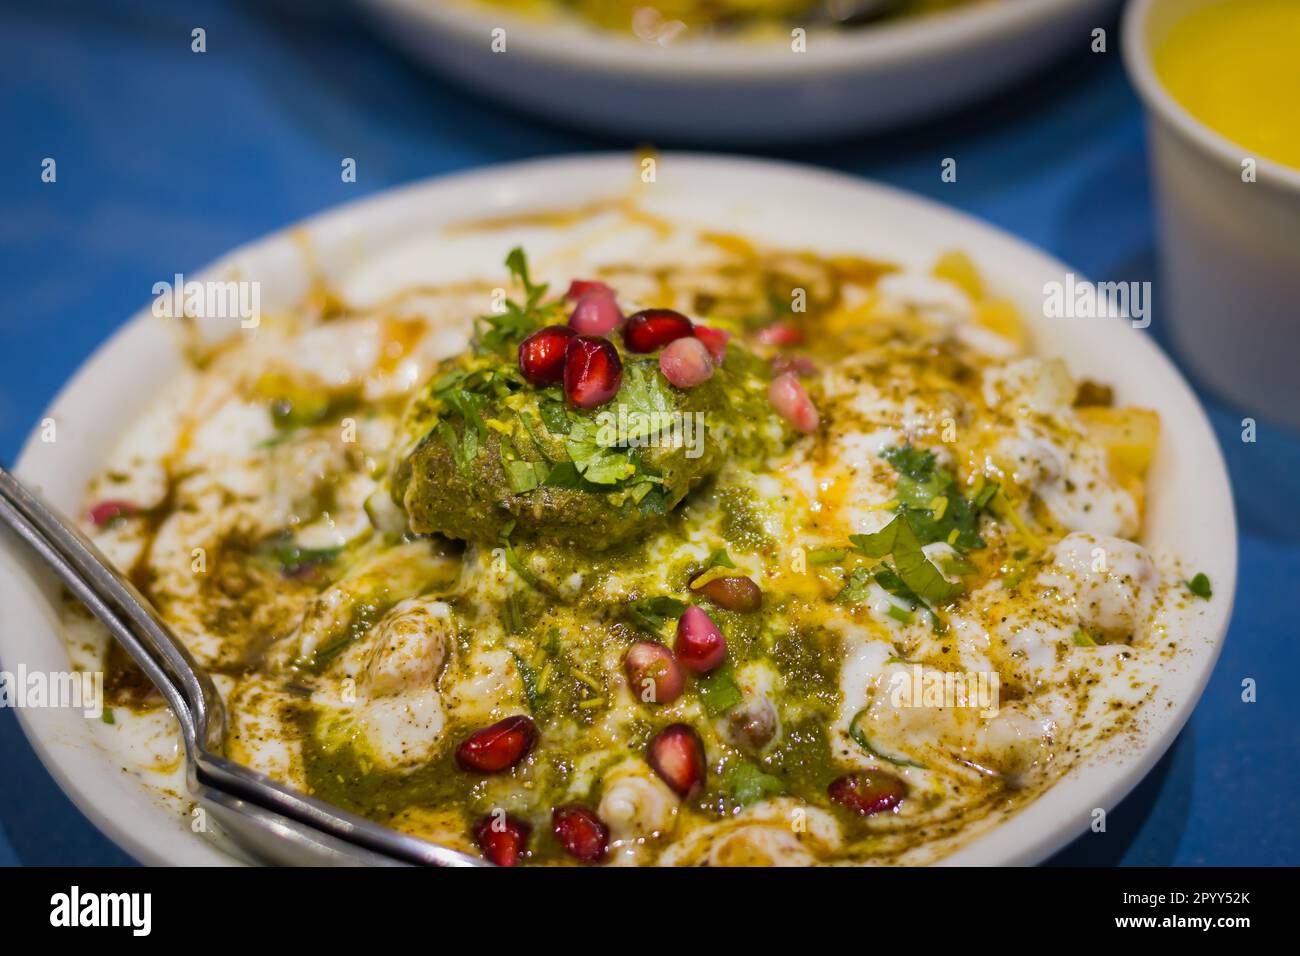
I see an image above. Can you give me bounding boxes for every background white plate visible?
[356,0,1119,143]
[0,154,1235,865]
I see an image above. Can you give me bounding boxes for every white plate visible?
[0,154,1235,866]
[356,0,1118,143]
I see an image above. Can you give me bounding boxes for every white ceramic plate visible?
[356,0,1119,143]
[0,154,1235,866]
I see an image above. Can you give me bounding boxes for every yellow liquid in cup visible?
[1154,0,1300,170]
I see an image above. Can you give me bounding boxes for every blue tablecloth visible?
[1,0,1295,867]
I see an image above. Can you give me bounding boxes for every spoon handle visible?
[0,464,224,755]
[0,463,482,866]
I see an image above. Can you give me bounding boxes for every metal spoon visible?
[0,463,482,867]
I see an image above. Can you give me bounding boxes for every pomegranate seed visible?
[565,279,613,301]
[623,308,693,353]
[552,805,609,863]
[693,325,729,364]
[568,289,623,336]
[674,605,727,674]
[472,813,531,867]
[659,336,714,388]
[647,723,706,797]
[771,355,818,377]
[697,575,763,613]
[828,771,907,816]
[88,500,138,528]
[756,320,804,347]
[518,325,575,386]
[768,372,819,434]
[624,641,684,705]
[455,715,538,773]
[564,335,623,408]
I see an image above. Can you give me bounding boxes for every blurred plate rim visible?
[362,0,1111,78]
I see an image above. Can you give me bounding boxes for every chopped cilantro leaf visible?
[624,596,688,635]
[1185,573,1212,600]
[973,482,1000,509]
[505,246,539,297]
[539,399,570,435]
[565,418,637,485]
[886,605,914,625]
[881,444,935,481]
[514,410,553,463]
[835,566,874,604]
[612,361,677,442]
[849,515,964,606]
[943,556,979,577]
[707,548,736,569]
[577,450,636,485]
[475,248,561,355]
[505,459,545,493]
[1072,629,1097,647]
[723,762,784,806]
[443,387,488,437]
[635,483,672,518]
[699,665,744,715]
[881,445,993,551]
[542,460,582,489]
[436,419,477,477]
[872,567,920,605]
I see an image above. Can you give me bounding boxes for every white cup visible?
[1123,0,1300,428]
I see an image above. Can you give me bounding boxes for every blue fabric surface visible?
[1,0,1295,866]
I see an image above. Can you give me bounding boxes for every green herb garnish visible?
[307,601,385,671]
[943,556,979,577]
[872,567,948,632]
[258,537,344,578]
[476,247,560,355]
[541,460,582,489]
[886,605,914,625]
[510,649,541,711]
[564,418,637,485]
[849,708,925,768]
[505,459,546,493]
[501,540,558,597]
[502,591,523,633]
[1185,573,1212,600]
[624,595,688,635]
[850,514,964,606]
[538,399,570,435]
[707,548,736,569]
[699,665,744,715]
[882,445,995,552]
[435,419,476,478]
[808,547,848,566]
[722,761,784,806]
[835,566,874,604]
